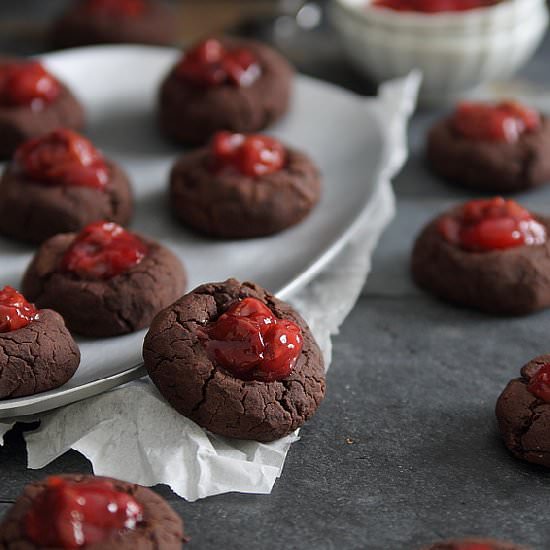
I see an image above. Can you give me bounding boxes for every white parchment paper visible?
[0,72,419,501]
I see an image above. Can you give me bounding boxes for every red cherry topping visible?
[175,38,261,88]
[15,129,109,191]
[206,314,266,377]
[82,0,146,17]
[25,476,143,548]
[204,297,303,382]
[258,320,304,382]
[437,197,546,252]
[527,363,550,403]
[451,101,541,143]
[226,296,275,337]
[61,221,148,280]
[0,61,60,110]
[0,286,38,333]
[372,0,497,12]
[211,131,286,177]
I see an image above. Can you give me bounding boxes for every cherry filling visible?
[204,297,303,382]
[372,0,497,12]
[527,363,550,403]
[61,221,148,280]
[437,197,547,252]
[25,476,143,549]
[211,131,286,177]
[14,129,109,190]
[451,101,541,143]
[175,38,261,88]
[0,286,38,333]
[0,61,61,110]
[82,0,146,17]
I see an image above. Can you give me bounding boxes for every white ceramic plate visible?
[0,45,386,418]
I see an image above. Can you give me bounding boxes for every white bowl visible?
[330,0,549,102]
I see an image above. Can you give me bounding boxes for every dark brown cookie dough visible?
[422,538,529,550]
[0,160,133,244]
[496,354,550,468]
[22,233,187,338]
[0,309,80,399]
[0,474,187,549]
[427,116,550,193]
[51,1,177,49]
[143,279,326,442]
[0,84,85,161]
[0,56,84,160]
[169,146,321,239]
[411,212,550,315]
[158,38,294,146]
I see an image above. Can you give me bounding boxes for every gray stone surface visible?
[1,2,550,549]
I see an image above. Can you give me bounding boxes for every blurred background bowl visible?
[330,0,549,102]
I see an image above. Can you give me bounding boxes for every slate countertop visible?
[1,3,550,549]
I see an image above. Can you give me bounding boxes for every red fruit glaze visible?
[25,476,143,548]
[0,61,60,109]
[82,0,146,17]
[205,297,303,382]
[207,314,265,376]
[451,101,540,143]
[258,320,304,382]
[226,297,275,337]
[61,221,148,280]
[175,38,261,88]
[15,129,109,190]
[211,131,286,177]
[527,363,550,403]
[372,0,497,12]
[437,197,546,252]
[0,286,38,333]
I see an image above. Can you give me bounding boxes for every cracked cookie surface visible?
[0,160,133,244]
[158,38,294,146]
[411,214,550,315]
[0,309,80,399]
[143,278,326,442]
[0,474,187,549]
[170,146,321,239]
[427,116,550,193]
[22,233,187,338]
[496,354,550,468]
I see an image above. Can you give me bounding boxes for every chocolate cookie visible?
[422,538,529,550]
[143,279,326,442]
[496,354,550,468]
[0,59,84,160]
[427,115,550,193]
[169,138,321,239]
[0,159,133,245]
[0,474,187,548]
[22,224,187,338]
[158,38,294,145]
[411,204,550,315]
[0,308,80,399]
[51,0,177,49]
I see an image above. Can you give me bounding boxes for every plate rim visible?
[0,44,389,418]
